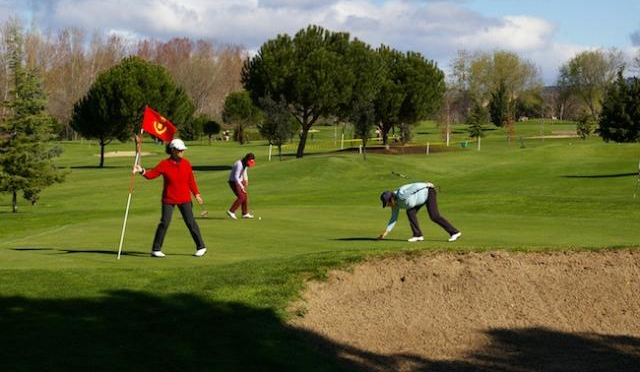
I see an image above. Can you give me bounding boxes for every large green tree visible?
[373,46,405,145]
[344,39,383,159]
[0,22,65,212]
[222,90,262,145]
[598,70,640,143]
[374,47,445,145]
[71,56,195,167]
[557,49,624,120]
[242,25,354,158]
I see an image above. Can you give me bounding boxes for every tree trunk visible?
[99,140,105,168]
[362,138,367,161]
[278,145,282,161]
[12,190,17,213]
[296,128,309,158]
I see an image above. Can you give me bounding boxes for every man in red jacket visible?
[134,139,206,257]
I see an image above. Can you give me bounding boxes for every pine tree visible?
[599,70,640,143]
[0,23,65,212]
[467,100,488,139]
[489,80,509,127]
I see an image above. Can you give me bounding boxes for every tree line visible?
[0,17,245,140]
[445,47,640,144]
[2,18,640,211]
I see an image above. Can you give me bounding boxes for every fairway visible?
[1,122,639,371]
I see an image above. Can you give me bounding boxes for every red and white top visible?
[228,160,248,185]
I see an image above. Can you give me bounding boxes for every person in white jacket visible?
[377,182,461,242]
[226,153,255,219]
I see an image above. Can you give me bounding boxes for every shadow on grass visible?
[9,247,153,257]
[11,247,55,251]
[192,165,232,172]
[58,248,151,257]
[333,237,380,241]
[1,291,638,372]
[563,172,636,178]
[69,165,123,169]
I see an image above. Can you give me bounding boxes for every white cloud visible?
[2,0,627,83]
[456,16,555,51]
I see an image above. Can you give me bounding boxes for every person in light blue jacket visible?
[377,182,461,242]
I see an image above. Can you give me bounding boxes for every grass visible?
[1,123,639,371]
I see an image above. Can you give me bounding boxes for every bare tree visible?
[134,39,246,121]
[557,48,624,120]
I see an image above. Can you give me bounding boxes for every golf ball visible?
[259,217,262,220]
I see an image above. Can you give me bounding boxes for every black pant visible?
[152,203,205,251]
[406,188,459,237]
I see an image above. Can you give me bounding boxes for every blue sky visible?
[1,0,639,83]
[464,0,640,47]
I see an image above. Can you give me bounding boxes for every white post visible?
[446,127,450,146]
[477,137,481,151]
[117,193,133,260]
[358,145,362,154]
[117,150,140,260]
[268,144,272,161]
[341,133,345,150]
[426,142,430,155]
[117,131,143,260]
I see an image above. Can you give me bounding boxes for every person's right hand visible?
[133,164,143,174]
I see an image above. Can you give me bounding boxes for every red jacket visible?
[143,158,200,204]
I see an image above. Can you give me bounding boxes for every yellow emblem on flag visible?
[153,119,168,135]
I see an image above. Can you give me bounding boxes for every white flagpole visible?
[117,130,144,259]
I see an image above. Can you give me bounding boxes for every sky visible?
[1,0,639,84]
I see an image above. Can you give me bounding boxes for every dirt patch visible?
[99,151,155,157]
[290,250,640,371]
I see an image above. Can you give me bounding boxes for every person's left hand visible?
[195,194,203,204]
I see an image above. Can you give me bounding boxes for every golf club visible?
[198,201,208,218]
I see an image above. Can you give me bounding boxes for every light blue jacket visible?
[385,182,432,233]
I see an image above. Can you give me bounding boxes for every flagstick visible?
[117,131,144,259]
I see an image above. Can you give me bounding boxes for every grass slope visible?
[0,123,639,370]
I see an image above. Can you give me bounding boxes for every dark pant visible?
[152,202,205,251]
[228,181,248,215]
[406,187,459,237]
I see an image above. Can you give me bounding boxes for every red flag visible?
[141,106,177,143]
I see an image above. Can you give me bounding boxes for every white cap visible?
[169,139,187,151]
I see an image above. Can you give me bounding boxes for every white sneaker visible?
[150,251,166,258]
[194,248,207,257]
[448,232,462,242]
[408,236,424,242]
[242,213,254,219]
[226,210,237,220]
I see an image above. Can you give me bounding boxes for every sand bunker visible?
[291,250,640,371]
